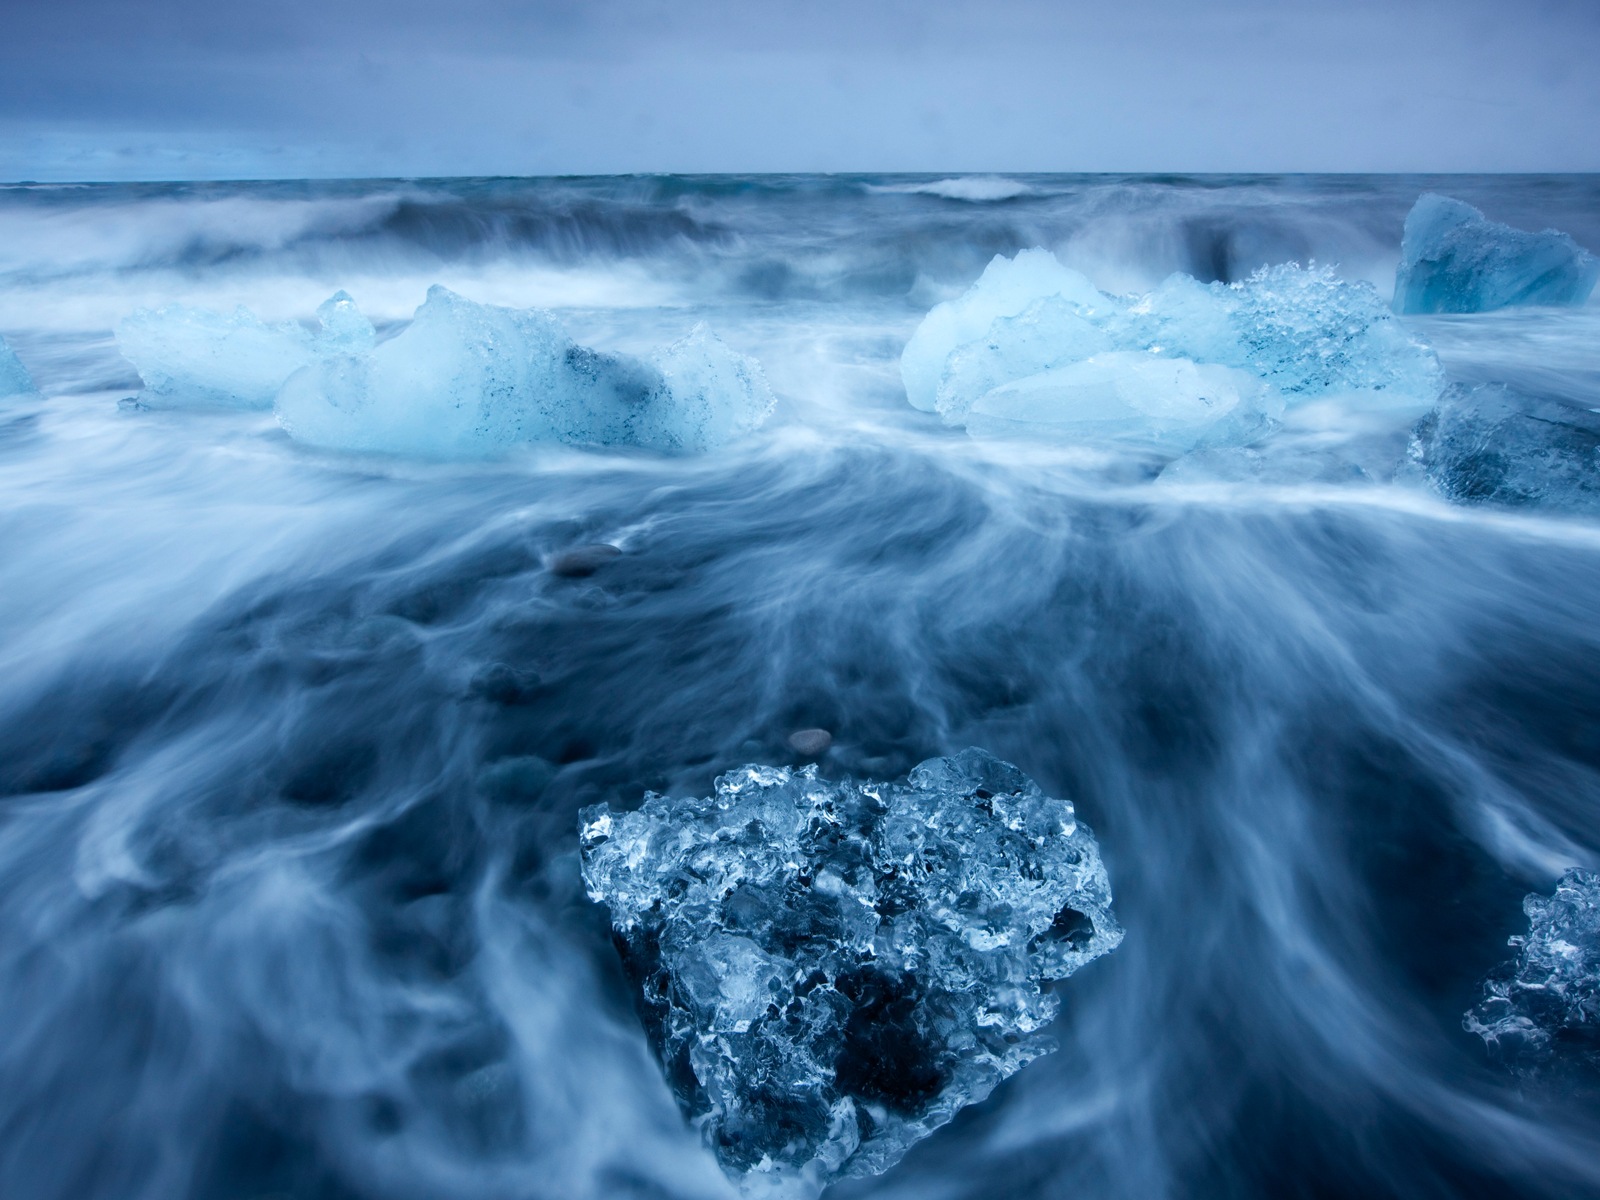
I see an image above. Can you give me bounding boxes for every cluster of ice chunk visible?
[1393,195,1600,314]
[1410,384,1600,515]
[902,249,1441,450]
[579,749,1121,1197]
[0,335,38,399]
[1465,870,1600,1072]
[117,288,774,456]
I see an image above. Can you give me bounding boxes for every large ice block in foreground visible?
[903,250,1441,450]
[580,749,1121,1197]
[117,303,315,408]
[276,286,774,456]
[1394,195,1600,314]
[0,335,36,399]
[1410,383,1600,515]
[1465,869,1600,1072]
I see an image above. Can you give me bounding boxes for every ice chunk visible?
[117,303,315,408]
[631,323,779,453]
[968,352,1278,451]
[0,335,37,399]
[579,749,1121,1197]
[1465,869,1600,1072]
[1394,194,1600,314]
[905,250,1441,449]
[276,286,773,457]
[901,249,1106,412]
[311,289,377,352]
[934,296,1112,424]
[1410,383,1600,515]
[1201,263,1442,404]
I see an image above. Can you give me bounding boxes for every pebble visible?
[547,543,622,578]
[787,728,833,757]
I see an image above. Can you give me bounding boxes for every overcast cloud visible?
[1,0,1597,179]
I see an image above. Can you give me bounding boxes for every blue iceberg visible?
[579,749,1121,1197]
[1410,383,1600,515]
[0,335,37,400]
[276,287,774,457]
[902,250,1441,451]
[1393,194,1600,314]
[1466,870,1600,1073]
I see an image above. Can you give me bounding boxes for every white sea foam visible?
[870,176,1037,202]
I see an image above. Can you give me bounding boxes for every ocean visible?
[1,173,1598,1199]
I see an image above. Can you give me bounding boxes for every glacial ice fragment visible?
[1465,869,1600,1072]
[0,335,37,399]
[1393,195,1600,314]
[1410,383,1600,515]
[901,248,1107,413]
[903,250,1441,450]
[579,749,1121,1197]
[117,303,316,408]
[276,286,774,457]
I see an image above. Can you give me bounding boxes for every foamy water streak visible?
[1,175,1598,1200]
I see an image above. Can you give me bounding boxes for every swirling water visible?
[2,174,1599,1200]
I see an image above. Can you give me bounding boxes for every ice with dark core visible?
[277,286,775,456]
[1410,383,1600,515]
[115,286,774,455]
[0,334,38,399]
[1465,870,1600,1072]
[1393,195,1600,314]
[578,749,1121,1197]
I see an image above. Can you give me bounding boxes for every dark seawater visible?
[1,173,1599,1200]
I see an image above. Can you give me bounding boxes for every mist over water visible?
[2,174,1600,1200]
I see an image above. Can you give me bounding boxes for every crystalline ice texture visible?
[901,249,1107,413]
[903,250,1441,449]
[1465,870,1600,1070]
[117,303,316,408]
[1393,194,1600,314]
[1410,383,1600,515]
[0,335,36,399]
[579,749,1122,1197]
[275,286,774,457]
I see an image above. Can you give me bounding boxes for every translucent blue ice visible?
[117,303,316,408]
[904,250,1441,450]
[0,335,36,399]
[1393,195,1600,314]
[1465,870,1600,1072]
[276,287,774,457]
[579,749,1121,1197]
[1411,384,1600,515]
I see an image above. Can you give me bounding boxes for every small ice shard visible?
[116,303,316,408]
[1465,869,1600,1072]
[276,286,774,457]
[0,334,37,399]
[1410,383,1600,515]
[1393,194,1600,314]
[579,749,1121,1197]
[903,250,1441,450]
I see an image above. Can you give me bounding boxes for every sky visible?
[2,0,1598,180]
